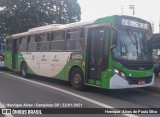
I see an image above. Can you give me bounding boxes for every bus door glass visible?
[12,39,19,70]
[87,26,109,85]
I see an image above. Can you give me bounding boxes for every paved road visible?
[0,68,160,117]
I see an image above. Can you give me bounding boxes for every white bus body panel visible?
[110,74,154,89]
[23,52,72,77]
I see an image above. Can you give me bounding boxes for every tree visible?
[0,0,81,36]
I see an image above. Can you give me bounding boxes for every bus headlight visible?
[114,68,119,74]
[114,68,126,79]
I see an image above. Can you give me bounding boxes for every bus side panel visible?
[4,51,13,69]
[22,52,73,80]
[51,52,85,81]
[17,52,27,71]
[39,52,60,77]
[23,52,40,75]
[64,52,86,81]
[54,52,72,81]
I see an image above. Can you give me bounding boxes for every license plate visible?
[138,80,145,85]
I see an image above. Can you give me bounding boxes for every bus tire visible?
[70,68,84,90]
[21,63,27,78]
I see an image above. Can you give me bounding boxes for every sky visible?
[77,0,160,33]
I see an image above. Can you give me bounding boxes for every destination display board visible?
[116,16,150,30]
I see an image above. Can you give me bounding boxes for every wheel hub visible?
[73,74,81,85]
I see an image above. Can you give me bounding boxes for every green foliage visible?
[0,0,81,36]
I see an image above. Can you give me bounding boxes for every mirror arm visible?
[112,26,118,31]
[110,44,116,51]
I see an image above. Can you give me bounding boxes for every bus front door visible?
[12,39,19,70]
[87,27,106,86]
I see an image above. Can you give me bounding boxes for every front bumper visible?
[109,74,155,89]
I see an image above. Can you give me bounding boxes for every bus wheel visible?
[70,68,84,90]
[21,63,27,78]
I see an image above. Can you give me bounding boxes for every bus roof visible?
[12,20,95,38]
[11,15,150,38]
[12,32,29,38]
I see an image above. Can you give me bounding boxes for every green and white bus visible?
[5,15,154,90]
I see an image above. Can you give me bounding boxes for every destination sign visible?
[121,18,149,30]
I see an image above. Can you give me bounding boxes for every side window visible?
[102,29,110,70]
[37,33,50,51]
[50,31,65,51]
[27,35,37,51]
[66,28,84,51]
[38,34,48,42]
[6,39,13,51]
[54,31,64,41]
[19,37,28,51]
[104,29,110,56]
[67,28,80,39]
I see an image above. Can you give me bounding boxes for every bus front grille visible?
[127,76,152,85]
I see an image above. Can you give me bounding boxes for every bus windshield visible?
[113,30,152,61]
